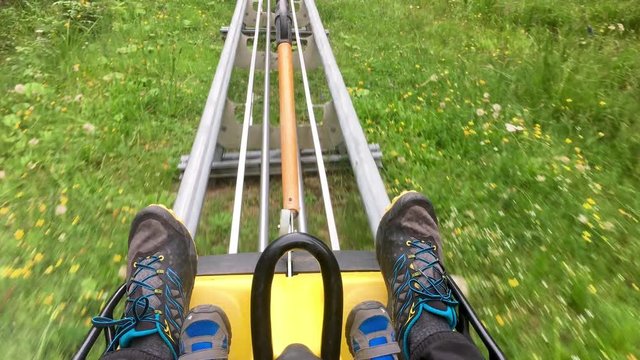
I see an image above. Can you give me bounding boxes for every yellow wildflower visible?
[564,138,572,144]
[39,203,46,212]
[44,266,53,275]
[34,253,44,263]
[43,294,54,305]
[508,278,519,288]
[69,264,80,274]
[588,284,597,294]
[495,314,505,326]
[72,215,80,225]
[14,229,25,240]
[35,219,45,227]
[113,254,122,263]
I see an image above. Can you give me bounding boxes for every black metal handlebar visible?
[449,277,507,360]
[72,283,127,360]
[250,233,343,360]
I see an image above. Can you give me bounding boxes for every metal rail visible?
[175,0,389,248]
[290,0,339,249]
[305,0,391,236]
[229,0,265,254]
[258,0,273,251]
[172,0,248,236]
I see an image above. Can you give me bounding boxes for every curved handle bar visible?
[251,233,343,360]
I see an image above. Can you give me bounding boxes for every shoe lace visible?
[92,255,184,352]
[392,238,458,319]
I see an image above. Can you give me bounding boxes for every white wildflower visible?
[505,123,524,132]
[55,205,67,216]
[83,123,96,134]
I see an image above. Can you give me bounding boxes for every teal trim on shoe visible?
[400,302,457,358]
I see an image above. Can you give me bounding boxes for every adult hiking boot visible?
[346,301,401,359]
[178,304,232,360]
[93,205,197,360]
[376,191,458,358]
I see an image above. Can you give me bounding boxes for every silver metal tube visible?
[305,0,390,238]
[229,0,264,254]
[258,0,272,252]
[172,0,248,236]
[290,0,339,249]
[297,155,308,233]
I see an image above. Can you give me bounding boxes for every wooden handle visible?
[277,42,300,212]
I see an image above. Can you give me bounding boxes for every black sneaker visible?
[93,205,197,359]
[376,191,458,358]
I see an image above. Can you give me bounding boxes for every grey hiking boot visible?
[93,205,197,360]
[376,191,458,358]
[346,301,401,359]
[179,305,231,360]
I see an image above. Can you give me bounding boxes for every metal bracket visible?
[234,33,320,70]
[217,99,343,150]
[243,0,310,28]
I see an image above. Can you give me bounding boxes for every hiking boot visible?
[346,301,400,359]
[93,205,197,360]
[376,191,458,358]
[179,304,231,360]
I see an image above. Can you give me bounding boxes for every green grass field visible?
[1,0,639,358]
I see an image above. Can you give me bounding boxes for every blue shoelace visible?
[92,255,185,355]
[392,238,458,323]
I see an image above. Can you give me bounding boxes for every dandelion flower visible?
[14,229,25,240]
[43,294,54,305]
[508,278,520,288]
[495,314,505,326]
[587,284,597,294]
[35,219,45,227]
[69,264,80,274]
[113,254,122,263]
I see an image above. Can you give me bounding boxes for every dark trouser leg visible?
[100,348,167,360]
[410,331,484,360]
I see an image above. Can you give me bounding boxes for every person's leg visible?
[92,205,197,360]
[376,191,483,360]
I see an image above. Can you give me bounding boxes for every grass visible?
[1,0,639,358]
